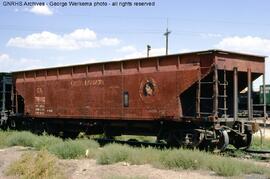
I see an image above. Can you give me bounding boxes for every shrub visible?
[96,144,270,177]
[33,135,63,150]
[207,157,242,176]
[128,147,161,165]
[75,138,99,149]
[159,149,202,170]
[0,131,13,148]
[5,150,63,179]
[48,139,98,159]
[48,140,86,159]
[5,131,38,147]
[97,144,130,164]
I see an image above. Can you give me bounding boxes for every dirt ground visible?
[0,146,28,179]
[60,159,223,179]
[0,146,222,179]
[0,146,269,179]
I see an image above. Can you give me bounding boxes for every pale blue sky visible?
[0,0,269,86]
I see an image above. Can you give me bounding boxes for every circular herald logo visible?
[139,78,158,103]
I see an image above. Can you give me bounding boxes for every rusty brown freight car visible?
[11,49,267,150]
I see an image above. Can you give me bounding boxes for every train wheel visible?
[246,132,252,148]
[188,130,205,148]
[165,130,204,148]
[8,118,17,130]
[165,131,181,147]
[216,129,229,151]
[0,120,8,130]
[233,131,252,149]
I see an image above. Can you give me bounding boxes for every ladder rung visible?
[199,112,212,115]
[199,97,213,100]
[218,108,228,111]
[253,104,265,106]
[200,82,213,84]
[218,95,228,98]
[219,83,228,86]
[253,110,264,112]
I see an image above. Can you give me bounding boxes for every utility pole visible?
[164,19,171,55]
[147,45,151,57]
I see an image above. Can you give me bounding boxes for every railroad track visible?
[94,138,270,161]
[244,149,270,161]
[95,138,270,153]
[244,148,270,154]
[224,148,270,162]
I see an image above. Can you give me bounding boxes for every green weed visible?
[5,131,37,147]
[48,139,99,159]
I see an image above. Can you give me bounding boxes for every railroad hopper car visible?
[0,49,268,150]
[0,73,12,129]
[239,85,270,117]
[260,85,270,105]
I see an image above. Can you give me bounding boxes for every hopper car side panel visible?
[14,63,200,121]
[215,55,264,73]
[13,51,265,123]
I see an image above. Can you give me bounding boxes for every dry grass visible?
[0,130,13,148]
[1,131,270,177]
[97,143,270,177]
[5,150,64,179]
[48,139,99,159]
[33,135,63,150]
[5,131,37,147]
